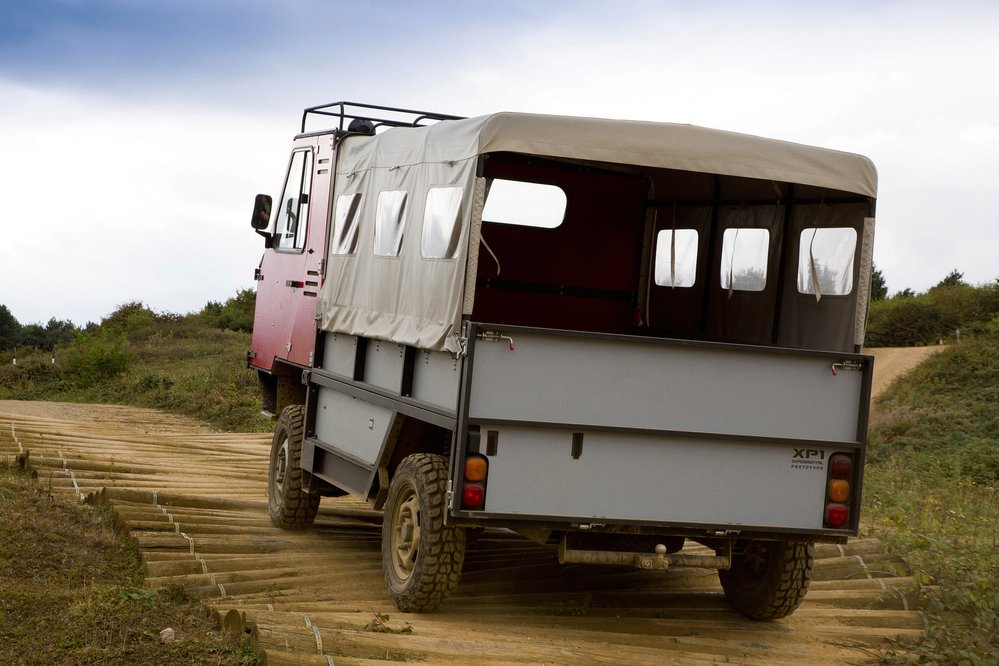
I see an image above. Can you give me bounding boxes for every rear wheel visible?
[268,405,320,529]
[382,454,465,612]
[719,539,813,619]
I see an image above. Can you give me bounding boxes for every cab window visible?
[274,150,313,252]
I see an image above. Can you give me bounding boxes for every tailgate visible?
[457,324,871,533]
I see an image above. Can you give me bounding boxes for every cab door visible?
[250,135,332,372]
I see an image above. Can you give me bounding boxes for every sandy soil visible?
[0,399,211,433]
[0,348,944,664]
[866,346,945,399]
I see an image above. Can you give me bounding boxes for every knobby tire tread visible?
[383,453,465,612]
[719,540,814,620]
[268,405,320,530]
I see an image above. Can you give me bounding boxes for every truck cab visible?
[248,102,877,619]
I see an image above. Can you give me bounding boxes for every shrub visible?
[866,282,999,347]
[62,333,131,387]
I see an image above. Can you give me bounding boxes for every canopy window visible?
[315,112,877,353]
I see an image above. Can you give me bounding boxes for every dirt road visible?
[867,346,944,400]
[1,391,931,665]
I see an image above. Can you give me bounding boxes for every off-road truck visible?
[247,102,877,619]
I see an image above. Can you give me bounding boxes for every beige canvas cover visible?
[316,112,877,352]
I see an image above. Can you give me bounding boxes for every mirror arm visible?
[255,228,273,248]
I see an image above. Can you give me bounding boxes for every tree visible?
[870,265,888,301]
[935,269,965,288]
[0,305,21,351]
[44,318,79,347]
[895,288,916,299]
[19,324,48,349]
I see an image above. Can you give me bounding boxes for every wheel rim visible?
[389,484,421,581]
[271,435,290,499]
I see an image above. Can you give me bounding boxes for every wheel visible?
[382,454,466,612]
[268,405,320,529]
[719,540,814,620]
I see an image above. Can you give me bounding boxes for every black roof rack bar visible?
[301,101,465,133]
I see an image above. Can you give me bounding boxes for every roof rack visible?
[301,101,466,134]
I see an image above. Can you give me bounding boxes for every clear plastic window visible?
[374,190,407,257]
[274,150,313,251]
[797,227,857,296]
[482,179,566,229]
[421,186,464,259]
[720,228,770,292]
[654,229,698,288]
[330,193,362,255]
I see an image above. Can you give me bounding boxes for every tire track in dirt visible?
[1,400,928,664]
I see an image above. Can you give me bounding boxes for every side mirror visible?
[251,194,273,248]
[251,194,272,230]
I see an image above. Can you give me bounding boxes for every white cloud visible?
[3,1,999,331]
[0,80,289,324]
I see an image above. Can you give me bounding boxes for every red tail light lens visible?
[826,503,848,527]
[829,454,853,479]
[462,483,485,508]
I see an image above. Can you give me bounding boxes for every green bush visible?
[99,302,163,342]
[62,334,131,387]
[197,289,256,333]
[866,282,999,347]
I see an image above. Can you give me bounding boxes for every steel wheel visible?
[271,436,290,499]
[389,486,421,581]
[267,405,320,529]
[381,454,466,612]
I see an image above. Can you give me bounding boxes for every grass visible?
[0,463,257,665]
[864,322,999,664]
[2,296,997,662]
[0,303,266,663]
[0,319,269,433]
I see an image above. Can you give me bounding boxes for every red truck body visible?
[249,136,332,383]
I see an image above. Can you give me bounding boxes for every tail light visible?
[824,453,855,528]
[827,479,850,503]
[462,483,485,508]
[826,503,848,527]
[461,455,488,509]
[829,454,853,479]
[464,456,487,482]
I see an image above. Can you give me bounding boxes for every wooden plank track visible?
[0,403,921,665]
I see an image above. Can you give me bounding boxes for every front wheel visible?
[268,405,320,529]
[718,540,813,619]
[382,454,465,612]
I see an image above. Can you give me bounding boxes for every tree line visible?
[0,288,256,353]
[866,267,999,346]
[0,307,79,352]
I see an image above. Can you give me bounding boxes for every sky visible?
[1,0,997,326]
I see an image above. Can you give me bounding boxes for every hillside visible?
[863,324,999,663]
[0,299,268,433]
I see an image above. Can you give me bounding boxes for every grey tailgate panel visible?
[466,329,866,529]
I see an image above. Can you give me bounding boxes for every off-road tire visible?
[382,454,466,612]
[268,405,320,530]
[719,540,814,620]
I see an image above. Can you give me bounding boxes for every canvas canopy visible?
[316,112,877,352]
